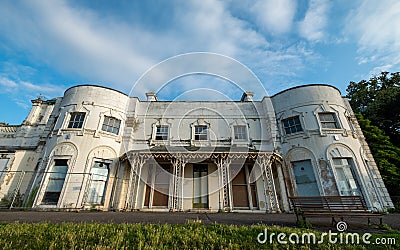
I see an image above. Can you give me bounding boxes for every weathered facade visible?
[0,84,393,212]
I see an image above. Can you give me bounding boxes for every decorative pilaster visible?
[125,154,147,210]
[169,154,187,211]
[212,155,232,211]
[257,154,279,212]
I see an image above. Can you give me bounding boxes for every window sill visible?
[99,130,119,137]
[283,132,305,138]
[321,128,344,133]
[151,140,170,146]
[231,140,249,146]
[191,140,210,147]
[59,128,84,136]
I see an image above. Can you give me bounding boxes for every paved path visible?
[0,211,398,233]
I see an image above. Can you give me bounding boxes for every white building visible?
[0,84,393,212]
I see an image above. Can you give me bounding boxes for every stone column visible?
[276,162,289,212]
[124,156,137,210]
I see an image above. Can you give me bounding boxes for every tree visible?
[347,72,400,146]
[355,114,400,196]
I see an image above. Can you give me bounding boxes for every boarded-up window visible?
[232,165,258,208]
[153,164,171,206]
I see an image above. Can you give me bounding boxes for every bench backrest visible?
[289,196,369,213]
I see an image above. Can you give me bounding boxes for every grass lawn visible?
[0,222,398,249]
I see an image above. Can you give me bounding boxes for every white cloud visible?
[346,0,400,73]
[0,0,271,95]
[0,76,65,107]
[250,0,297,35]
[298,0,330,41]
[20,81,65,94]
[347,0,400,52]
[14,100,30,110]
[0,0,158,92]
[0,0,320,99]
[0,77,18,88]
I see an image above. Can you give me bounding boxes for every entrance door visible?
[292,160,319,196]
[193,164,208,208]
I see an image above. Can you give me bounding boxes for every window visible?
[319,112,339,129]
[102,116,121,135]
[234,125,247,140]
[68,112,85,128]
[42,159,68,205]
[0,158,9,179]
[194,125,208,140]
[282,116,303,135]
[87,162,109,205]
[333,158,360,196]
[155,125,169,140]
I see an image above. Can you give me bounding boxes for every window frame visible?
[67,112,86,129]
[332,158,361,196]
[0,158,9,180]
[101,116,121,135]
[318,112,340,129]
[155,125,169,141]
[282,116,303,135]
[41,159,69,205]
[194,125,208,141]
[233,125,248,140]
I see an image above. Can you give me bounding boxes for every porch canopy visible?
[119,146,286,212]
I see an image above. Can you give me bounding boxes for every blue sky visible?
[0,0,399,124]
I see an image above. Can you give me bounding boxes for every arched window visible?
[332,158,360,196]
[42,159,68,205]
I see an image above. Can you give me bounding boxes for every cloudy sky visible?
[0,0,399,124]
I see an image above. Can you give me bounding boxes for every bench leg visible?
[331,217,336,226]
[368,218,370,225]
[380,218,383,225]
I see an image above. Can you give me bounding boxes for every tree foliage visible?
[346,72,400,146]
[346,72,400,197]
[355,114,400,196]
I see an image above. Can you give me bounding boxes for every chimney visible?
[146,91,158,101]
[241,91,254,101]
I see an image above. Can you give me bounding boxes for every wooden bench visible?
[289,196,384,225]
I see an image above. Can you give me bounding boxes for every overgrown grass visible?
[0,222,398,249]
